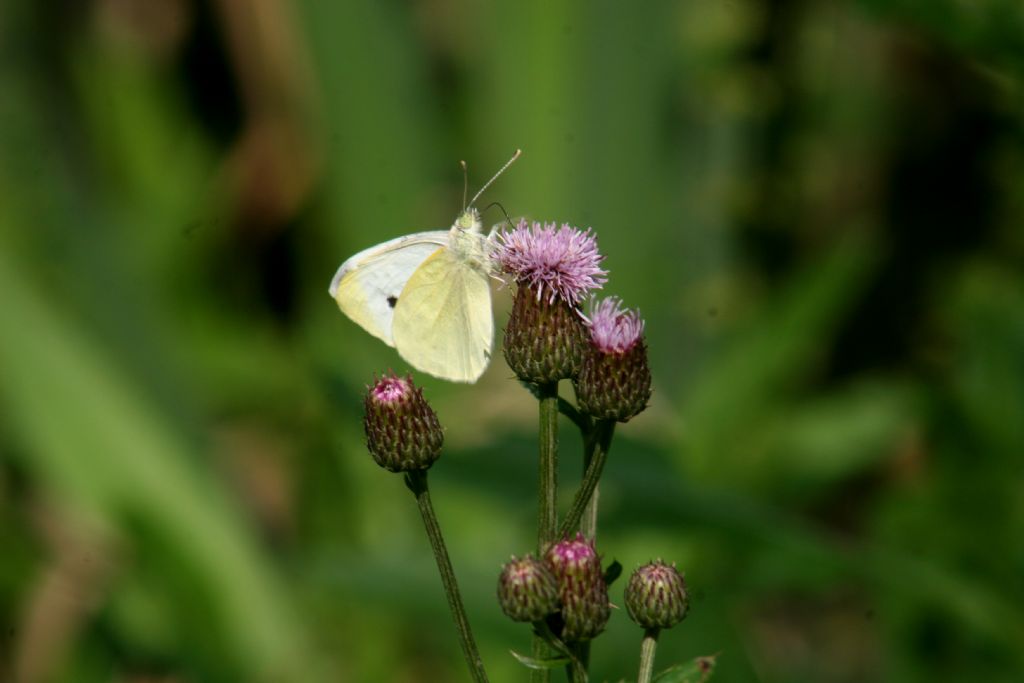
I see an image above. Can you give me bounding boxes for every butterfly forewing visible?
[391,247,494,383]
[329,231,448,345]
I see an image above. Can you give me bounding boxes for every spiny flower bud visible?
[503,286,588,383]
[574,297,652,421]
[543,534,611,642]
[497,555,560,622]
[493,220,607,383]
[363,373,443,472]
[624,560,689,631]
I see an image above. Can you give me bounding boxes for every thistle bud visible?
[363,373,443,472]
[574,297,652,421]
[624,560,689,630]
[543,534,611,642]
[497,555,560,622]
[504,287,588,383]
[493,220,608,383]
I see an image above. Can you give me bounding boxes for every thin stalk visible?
[534,381,559,683]
[531,636,549,683]
[405,470,489,683]
[576,642,591,682]
[538,381,559,549]
[566,642,588,683]
[558,420,615,539]
[637,628,660,683]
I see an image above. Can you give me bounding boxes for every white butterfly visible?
[328,151,520,383]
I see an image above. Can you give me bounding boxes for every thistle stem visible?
[534,381,559,683]
[405,470,489,683]
[577,643,593,679]
[567,642,588,683]
[559,420,615,539]
[538,381,559,549]
[637,628,660,683]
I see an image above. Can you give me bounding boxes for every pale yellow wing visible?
[391,247,494,383]
[328,231,448,346]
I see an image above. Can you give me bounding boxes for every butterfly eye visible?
[387,296,398,308]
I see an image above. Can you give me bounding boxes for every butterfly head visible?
[453,207,483,234]
[448,208,491,273]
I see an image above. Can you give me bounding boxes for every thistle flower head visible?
[545,534,600,569]
[624,560,689,631]
[494,220,607,306]
[543,534,611,642]
[497,555,560,622]
[586,296,645,354]
[363,372,444,472]
[370,374,411,403]
[574,297,652,422]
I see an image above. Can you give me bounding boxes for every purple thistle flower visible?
[586,297,645,354]
[494,220,608,306]
[575,297,651,421]
[370,374,412,403]
[546,534,599,566]
[364,372,444,472]
[543,534,611,641]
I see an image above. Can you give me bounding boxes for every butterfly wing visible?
[391,247,494,383]
[329,231,449,346]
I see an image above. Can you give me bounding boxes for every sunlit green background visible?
[2,1,1023,681]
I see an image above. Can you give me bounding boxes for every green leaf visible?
[509,650,571,670]
[653,654,718,683]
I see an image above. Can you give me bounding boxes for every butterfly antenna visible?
[482,201,516,232]
[469,149,521,208]
[460,160,469,211]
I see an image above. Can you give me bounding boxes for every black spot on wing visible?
[387,295,398,308]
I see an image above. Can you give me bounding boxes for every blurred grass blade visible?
[0,249,322,682]
[681,236,876,478]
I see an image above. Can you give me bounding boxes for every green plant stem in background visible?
[637,628,660,683]
[405,470,490,683]
[559,420,616,539]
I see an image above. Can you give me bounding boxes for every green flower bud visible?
[363,373,443,472]
[497,555,560,622]
[504,286,588,384]
[544,534,611,642]
[624,560,689,630]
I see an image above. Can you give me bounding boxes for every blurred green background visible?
[2,0,1023,681]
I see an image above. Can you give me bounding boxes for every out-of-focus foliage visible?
[1,0,1022,681]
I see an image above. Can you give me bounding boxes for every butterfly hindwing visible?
[329,231,448,346]
[391,246,494,383]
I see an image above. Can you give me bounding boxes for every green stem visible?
[405,470,490,683]
[637,628,660,683]
[558,420,615,539]
[534,381,559,683]
[567,642,589,683]
[532,635,548,683]
[538,381,559,550]
[575,642,591,682]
